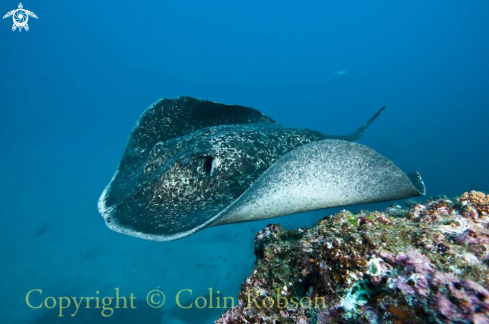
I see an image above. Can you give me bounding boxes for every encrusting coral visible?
[215,191,489,324]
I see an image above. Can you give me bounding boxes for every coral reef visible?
[215,191,489,324]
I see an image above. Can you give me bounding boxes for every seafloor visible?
[5,192,489,323]
[216,191,489,324]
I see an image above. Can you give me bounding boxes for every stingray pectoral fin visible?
[212,139,425,226]
[407,172,426,195]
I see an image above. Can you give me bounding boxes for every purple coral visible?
[216,192,489,324]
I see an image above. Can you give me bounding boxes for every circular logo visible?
[13,9,28,27]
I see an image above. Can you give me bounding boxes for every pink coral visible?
[395,249,434,275]
[216,192,489,324]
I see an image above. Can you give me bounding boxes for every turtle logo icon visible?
[3,3,37,32]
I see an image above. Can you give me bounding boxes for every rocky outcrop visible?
[216,191,489,323]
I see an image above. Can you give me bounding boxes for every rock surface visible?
[215,191,489,323]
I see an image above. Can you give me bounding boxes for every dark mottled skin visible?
[112,124,326,235]
[100,97,383,237]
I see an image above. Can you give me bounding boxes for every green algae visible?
[216,191,489,324]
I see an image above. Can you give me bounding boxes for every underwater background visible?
[1,0,488,323]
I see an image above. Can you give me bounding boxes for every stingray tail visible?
[334,106,386,141]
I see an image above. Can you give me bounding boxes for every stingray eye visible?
[199,156,214,177]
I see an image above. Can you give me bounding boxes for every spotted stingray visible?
[98,97,425,241]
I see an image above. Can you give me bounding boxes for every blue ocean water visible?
[1,0,488,323]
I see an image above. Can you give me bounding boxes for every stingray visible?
[98,97,425,241]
